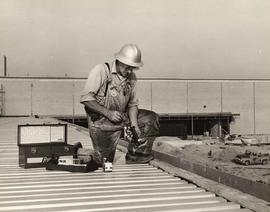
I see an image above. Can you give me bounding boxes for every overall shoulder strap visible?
[104,62,112,96]
[105,62,110,72]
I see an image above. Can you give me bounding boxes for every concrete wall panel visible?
[188,82,221,113]
[255,82,270,134]
[222,82,254,134]
[32,80,73,116]
[0,59,3,77]
[137,81,152,111]
[152,81,187,113]
[0,79,31,115]
[73,80,86,115]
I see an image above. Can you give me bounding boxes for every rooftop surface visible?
[0,117,269,211]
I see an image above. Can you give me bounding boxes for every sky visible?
[0,0,269,79]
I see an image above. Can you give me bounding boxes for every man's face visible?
[117,60,138,78]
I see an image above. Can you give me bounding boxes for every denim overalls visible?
[86,63,159,165]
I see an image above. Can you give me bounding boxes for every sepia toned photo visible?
[0,1,269,211]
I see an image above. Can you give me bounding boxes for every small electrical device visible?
[103,158,113,172]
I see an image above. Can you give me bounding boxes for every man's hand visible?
[106,110,124,123]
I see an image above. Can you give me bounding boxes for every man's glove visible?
[133,125,141,138]
[130,126,142,145]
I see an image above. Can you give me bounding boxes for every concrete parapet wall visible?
[0,78,270,135]
[0,78,85,116]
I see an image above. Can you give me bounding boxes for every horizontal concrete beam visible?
[152,150,270,202]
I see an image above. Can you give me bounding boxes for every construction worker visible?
[80,44,159,166]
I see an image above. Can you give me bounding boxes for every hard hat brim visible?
[114,53,144,68]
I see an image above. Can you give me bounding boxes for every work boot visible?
[85,155,99,172]
[125,152,154,164]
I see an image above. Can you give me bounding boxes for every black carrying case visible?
[17,123,74,168]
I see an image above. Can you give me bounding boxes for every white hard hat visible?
[114,44,144,67]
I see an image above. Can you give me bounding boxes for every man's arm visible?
[82,100,124,123]
[128,105,141,137]
[80,64,124,123]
